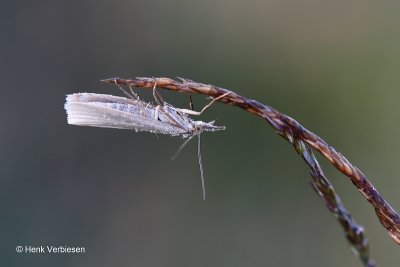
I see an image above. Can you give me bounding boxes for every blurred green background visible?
[1,0,400,266]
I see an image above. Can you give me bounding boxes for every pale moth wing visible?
[65,93,187,136]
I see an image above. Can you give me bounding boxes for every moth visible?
[65,82,228,199]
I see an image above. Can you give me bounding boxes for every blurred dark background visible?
[1,0,400,266]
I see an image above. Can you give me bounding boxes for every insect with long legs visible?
[65,80,229,199]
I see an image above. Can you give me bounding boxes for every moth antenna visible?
[171,135,195,161]
[197,134,206,200]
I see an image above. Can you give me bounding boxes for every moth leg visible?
[176,92,230,116]
[156,89,165,103]
[112,78,146,115]
[157,105,186,129]
[152,82,186,130]
[152,82,166,107]
[127,83,146,115]
[127,84,140,100]
[154,105,160,120]
[113,78,136,100]
[188,93,194,110]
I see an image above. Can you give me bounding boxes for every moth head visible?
[193,120,225,133]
